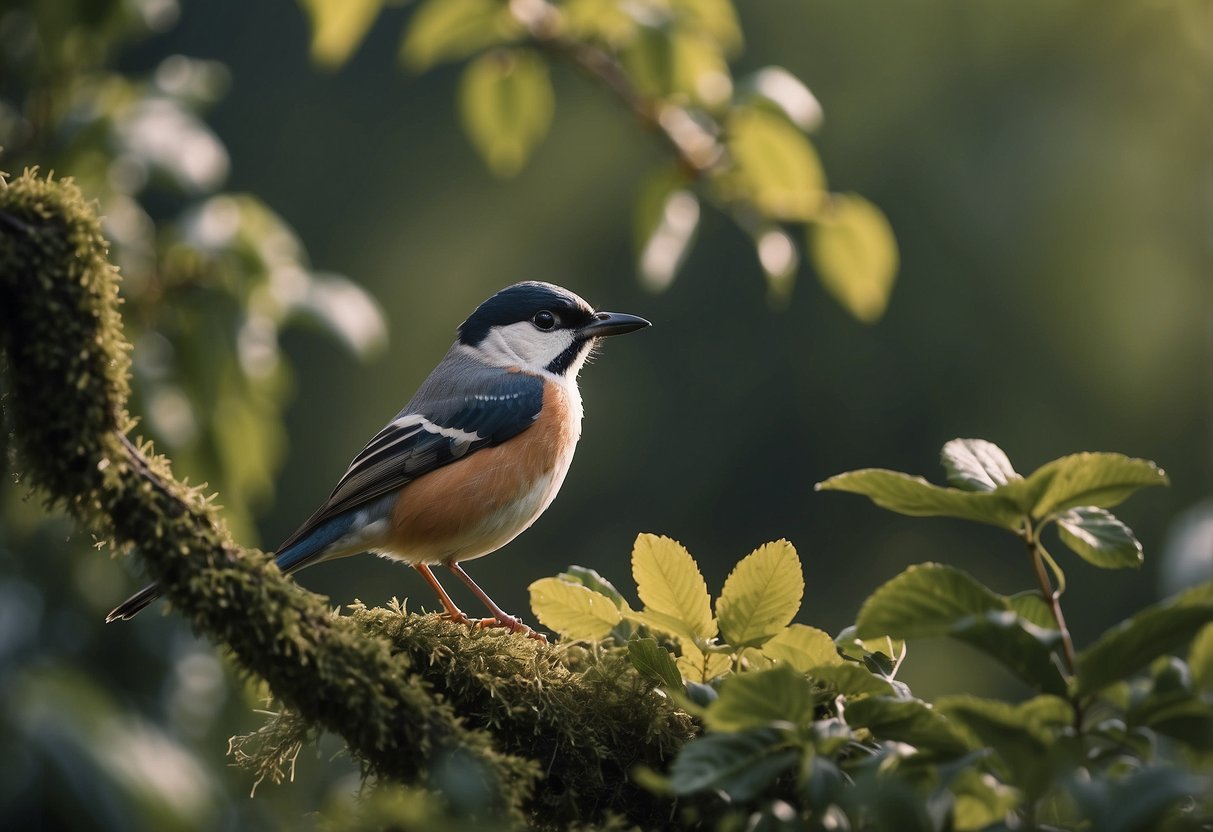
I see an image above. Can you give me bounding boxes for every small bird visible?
[108,281,650,639]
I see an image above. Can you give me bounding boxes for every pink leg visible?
[413,564,471,624]
[446,562,547,643]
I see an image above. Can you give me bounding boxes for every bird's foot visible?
[474,615,548,643]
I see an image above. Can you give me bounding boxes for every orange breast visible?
[385,378,579,563]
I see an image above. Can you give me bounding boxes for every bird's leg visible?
[412,564,472,625]
[446,562,547,643]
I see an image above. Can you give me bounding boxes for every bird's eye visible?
[532,310,557,331]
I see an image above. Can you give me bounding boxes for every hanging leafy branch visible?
[299,0,899,317]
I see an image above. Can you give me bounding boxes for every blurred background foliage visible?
[0,0,1209,828]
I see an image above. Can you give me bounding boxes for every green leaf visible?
[705,664,817,731]
[401,0,517,71]
[634,169,699,292]
[816,469,1023,530]
[855,563,1009,639]
[1007,591,1056,630]
[762,624,842,671]
[557,565,630,610]
[1068,764,1207,832]
[844,696,970,757]
[716,540,803,647]
[948,611,1067,695]
[632,534,716,641]
[1055,507,1143,569]
[808,663,896,697]
[677,641,732,684]
[1075,581,1213,697]
[458,49,554,177]
[1190,623,1213,693]
[950,768,1022,832]
[719,106,826,221]
[808,193,898,323]
[299,0,383,68]
[1014,452,1169,519]
[628,637,683,689]
[528,577,622,640]
[940,438,1020,492]
[668,728,797,801]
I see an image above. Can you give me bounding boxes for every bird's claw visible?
[474,615,548,643]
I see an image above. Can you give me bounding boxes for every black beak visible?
[580,311,651,338]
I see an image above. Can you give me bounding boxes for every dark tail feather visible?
[106,582,162,622]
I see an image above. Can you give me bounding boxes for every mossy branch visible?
[0,171,693,828]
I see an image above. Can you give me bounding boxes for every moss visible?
[0,171,693,829]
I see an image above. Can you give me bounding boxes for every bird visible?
[107,281,650,639]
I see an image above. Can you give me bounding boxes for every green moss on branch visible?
[0,171,692,828]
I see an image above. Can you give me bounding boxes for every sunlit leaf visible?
[297,274,388,358]
[941,438,1020,492]
[557,565,631,610]
[401,0,518,70]
[670,0,743,55]
[299,0,383,68]
[528,577,622,640]
[741,66,821,131]
[816,469,1023,529]
[668,728,796,801]
[716,540,803,646]
[1055,507,1143,569]
[1007,591,1056,631]
[808,193,898,323]
[562,0,638,47]
[762,624,841,672]
[845,696,970,757]
[1074,581,1213,698]
[632,534,716,641]
[719,106,826,221]
[1190,623,1213,693]
[706,664,817,731]
[458,49,554,177]
[628,637,683,689]
[1011,452,1169,519]
[808,663,895,697]
[855,564,1008,639]
[634,169,699,291]
[677,641,732,684]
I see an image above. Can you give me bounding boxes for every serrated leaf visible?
[762,624,841,671]
[528,577,622,640]
[677,641,732,684]
[809,193,898,323]
[1013,452,1168,519]
[401,0,517,70]
[1074,581,1213,697]
[632,534,716,641]
[856,563,1009,639]
[816,469,1023,530]
[808,663,895,697]
[668,728,797,801]
[720,106,826,221]
[716,540,803,647]
[300,0,383,68]
[1055,507,1143,569]
[705,664,817,731]
[844,696,970,757]
[941,438,1020,492]
[628,637,683,689]
[458,49,554,177]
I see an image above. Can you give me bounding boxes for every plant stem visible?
[1024,521,1083,729]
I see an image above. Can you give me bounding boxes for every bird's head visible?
[458,281,650,378]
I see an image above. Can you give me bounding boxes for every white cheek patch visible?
[476,322,576,374]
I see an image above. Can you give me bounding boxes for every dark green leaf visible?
[940,438,1020,492]
[845,696,970,757]
[949,768,1021,832]
[1190,623,1213,693]
[628,637,683,690]
[1007,591,1057,630]
[1074,581,1213,697]
[855,563,1009,639]
[1055,507,1143,569]
[706,664,818,731]
[816,470,1023,529]
[808,663,896,697]
[668,728,798,801]
[1068,765,1206,832]
[949,611,1067,695]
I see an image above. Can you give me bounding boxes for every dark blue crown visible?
[458,282,594,345]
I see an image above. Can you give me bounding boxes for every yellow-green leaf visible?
[528,577,621,640]
[677,641,733,684]
[1011,452,1169,519]
[762,624,842,671]
[629,637,683,689]
[299,0,383,68]
[401,0,518,71]
[808,193,898,323]
[705,665,816,731]
[720,106,826,221]
[716,540,803,646]
[458,49,554,177]
[632,533,716,640]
